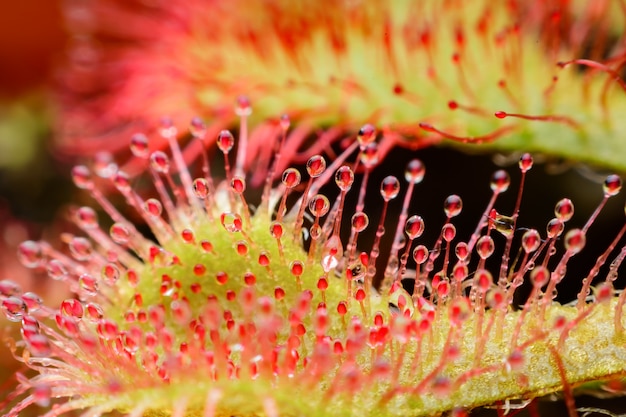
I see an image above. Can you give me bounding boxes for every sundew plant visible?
[2,0,626,416]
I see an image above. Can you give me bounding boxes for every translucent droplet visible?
[150,151,170,173]
[221,212,243,233]
[412,245,429,264]
[518,153,533,172]
[564,228,586,254]
[17,241,43,268]
[490,170,510,193]
[405,215,424,239]
[231,176,246,194]
[217,130,235,153]
[144,198,163,217]
[476,236,494,259]
[442,223,456,242]
[444,195,463,218]
[71,165,94,190]
[603,174,622,196]
[380,176,400,201]
[335,166,354,191]
[159,117,178,139]
[69,237,92,261]
[452,263,468,282]
[306,155,326,178]
[554,198,574,222]
[102,263,120,284]
[113,171,131,193]
[47,260,67,281]
[486,288,506,309]
[404,159,425,184]
[546,218,564,238]
[351,212,369,232]
[310,224,323,240]
[2,296,26,322]
[449,297,471,325]
[189,117,207,139]
[474,269,493,293]
[282,168,301,188]
[79,274,98,296]
[193,178,210,199]
[110,223,131,244]
[75,206,98,229]
[94,152,117,178]
[290,260,304,276]
[279,113,290,131]
[359,142,379,168]
[61,299,84,319]
[22,292,42,311]
[130,133,150,158]
[455,242,469,261]
[530,265,550,287]
[270,222,283,239]
[308,194,330,217]
[0,280,21,297]
[235,95,252,116]
[357,123,376,148]
[521,229,541,253]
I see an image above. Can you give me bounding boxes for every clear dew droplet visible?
[308,194,330,217]
[442,223,456,242]
[530,265,550,287]
[521,229,541,253]
[189,117,207,138]
[231,176,246,194]
[518,153,533,172]
[193,178,210,199]
[404,159,425,184]
[2,296,26,322]
[79,274,98,296]
[359,142,379,168]
[380,176,400,201]
[335,166,354,191]
[71,165,94,190]
[221,212,243,233]
[603,174,622,196]
[413,245,429,264]
[282,168,301,189]
[235,95,252,116]
[47,260,67,281]
[490,170,510,193]
[357,123,376,148]
[150,151,170,173]
[546,218,564,238]
[17,240,43,268]
[444,195,463,218]
[75,206,98,229]
[564,228,586,254]
[144,198,163,217]
[455,242,469,261]
[554,198,574,222]
[94,152,117,178]
[159,117,178,139]
[405,215,425,239]
[306,155,326,178]
[351,212,369,232]
[69,237,92,261]
[476,235,495,259]
[110,223,131,244]
[217,130,235,153]
[130,133,150,158]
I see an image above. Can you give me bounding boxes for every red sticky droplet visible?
[494,111,507,119]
